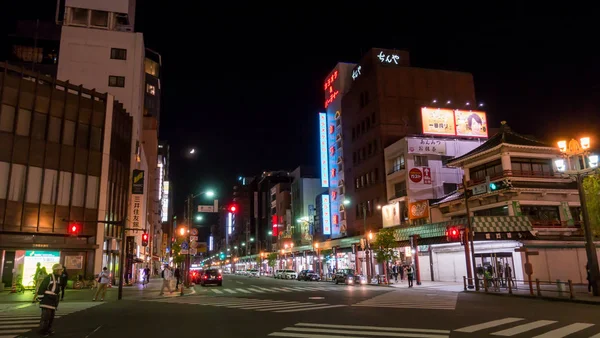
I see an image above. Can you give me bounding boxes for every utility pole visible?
[363,204,371,281]
[462,176,476,289]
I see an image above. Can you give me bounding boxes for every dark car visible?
[200,268,223,286]
[297,270,320,281]
[333,268,357,285]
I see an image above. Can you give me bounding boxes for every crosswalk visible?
[0,302,102,338]
[197,284,382,295]
[352,288,458,310]
[455,317,598,337]
[268,322,451,338]
[145,296,347,313]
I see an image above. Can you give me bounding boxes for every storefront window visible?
[521,205,560,225]
[474,206,509,216]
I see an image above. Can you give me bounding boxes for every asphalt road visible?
[3,274,600,338]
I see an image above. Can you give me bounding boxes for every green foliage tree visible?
[372,228,398,284]
[583,173,600,237]
[171,238,185,265]
[267,253,278,270]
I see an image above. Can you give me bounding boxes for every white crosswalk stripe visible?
[0,302,102,338]
[454,317,597,337]
[352,288,458,310]
[268,322,450,338]
[144,296,346,313]
[197,285,381,295]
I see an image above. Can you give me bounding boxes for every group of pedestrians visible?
[389,263,415,287]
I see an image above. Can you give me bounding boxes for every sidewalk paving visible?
[0,278,193,304]
[466,282,600,305]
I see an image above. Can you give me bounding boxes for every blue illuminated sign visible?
[322,194,331,235]
[319,113,329,187]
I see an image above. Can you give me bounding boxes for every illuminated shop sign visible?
[421,107,488,138]
[322,194,331,235]
[319,113,329,187]
[324,70,339,108]
[377,51,400,64]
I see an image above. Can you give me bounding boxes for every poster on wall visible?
[64,255,83,269]
[408,200,429,220]
[407,138,446,155]
[421,108,456,136]
[382,202,400,228]
[22,251,61,287]
[455,110,488,137]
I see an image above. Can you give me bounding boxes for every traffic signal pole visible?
[462,176,476,289]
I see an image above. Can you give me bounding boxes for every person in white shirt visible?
[159,265,174,295]
[93,267,110,301]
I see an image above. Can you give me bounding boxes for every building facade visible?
[0,62,132,288]
[290,166,322,246]
[342,48,477,236]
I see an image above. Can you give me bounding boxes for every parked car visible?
[333,268,357,285]
[297,270,320,281]
[274,270,284,279]
[248,269,260,277]
[200,268,223,286]
[282,269,297,280]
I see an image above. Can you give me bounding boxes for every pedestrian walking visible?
[392,265,398,282]
[399,264,405,282]
[407,265,414,288]
[59,266,68,300]
[143,265,151,286]
[174,267,181,289]
[159,265,174,295]
[36,264,63,337]
[93,267,110,301]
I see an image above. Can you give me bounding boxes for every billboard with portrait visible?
[455,110,488,137]
[421,108,456,136]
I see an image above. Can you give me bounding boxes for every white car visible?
[282,270,297,280]
[248,269,260,277]
[274,270,284,279]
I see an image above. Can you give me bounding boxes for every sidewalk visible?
[0,278,193,304]
[464,281,600,305]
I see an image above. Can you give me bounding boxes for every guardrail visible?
[463,276,583,300]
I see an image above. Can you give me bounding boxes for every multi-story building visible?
[231,176,255,255]
[254,171,293,253]
[290,166,323,246]
[157,141,170,262]
[343,48,477,236]
[382,135,484,226]
[6,20,61,77]
[0,63,132,288]
[319,62,355,240]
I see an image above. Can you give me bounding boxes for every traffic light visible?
[68,222,81,236]
[228,204,238,213]
[141,233,149,246]
[446,226,461,242]
[489,179,512,192]
[219,252,225,260]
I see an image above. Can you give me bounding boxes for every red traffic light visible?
[141,233,149,247]
[228,204,238,213]
[68,222,81,236]
[446,226,461,242]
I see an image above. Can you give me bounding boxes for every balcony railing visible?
[388,165,405,175]
[467,170,561,186]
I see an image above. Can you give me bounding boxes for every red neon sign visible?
[324,70,340,108]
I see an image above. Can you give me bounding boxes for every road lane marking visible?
[275,305,347,313]
[211,289,223,294]
[256,304,324,312]
[223,289,237,294]
[281,325,446,336]
[295,323,450,334]
[491,320,557,336]
[269,333,351,338]
[531,323,596,338]
[271,287,292,292]
[236,288,251,293]
[455,318,525,333]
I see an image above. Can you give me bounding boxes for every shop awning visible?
[471,216,533,233]
[392,219,465,242]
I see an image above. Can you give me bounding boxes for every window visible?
[110,48,127,60]
[474,206,509,217]
[0,161,9,199]
[371,112,376,124]
[57,171,72,206]
[443,182,458,195]
[12,45,42,63]
[71,8,89,25]
[90,126,102,151]
[72,174,86,207]
[25,166,42,204]
[390,154,405,174]
[8,164,26,201]
[0,104,15,132]
[76,124,89,148]
[144,59,159,77]
[146,84,156,95]
[511,158,553,176]
[394,181,407,198]
[32,113,47,140]
[16,109,31,136]
[63,120,75,146]
[41,169,58,205]
[414,155,429,167]
[470,160,503,182]
[109,76,125,88]
[90,10,109,27]
[48,117,61,143]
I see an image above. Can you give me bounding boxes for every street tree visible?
[171,238,185,265]
[583,173,600,237]
[267,253,278,272]
[372,227,398,284]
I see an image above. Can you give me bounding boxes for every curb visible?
[465,290,600,305]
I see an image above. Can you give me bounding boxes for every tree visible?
[267,253,278,271]
[372,228,398,284]
[583,173,600,237]
[171,238,185,265]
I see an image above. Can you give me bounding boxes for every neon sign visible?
[322,194,331,235]
[319,113,329,187]
[377,51,400,64]
[324,70,340,108]
[352,65,362,80]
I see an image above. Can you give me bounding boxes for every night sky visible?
[5,5,599,214]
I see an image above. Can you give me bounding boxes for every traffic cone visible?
[10,281,16,293]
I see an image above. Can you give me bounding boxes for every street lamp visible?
[195,215,203,221]
[183,189,216,287]
[556,137,600,296]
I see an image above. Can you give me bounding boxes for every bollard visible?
[556,279,563,297]
[463,276,467,291]
[484,278,488,292]
[568,280,574,299]
[508,277,513,294]
[180,284,184,296]
[535,279,541,296]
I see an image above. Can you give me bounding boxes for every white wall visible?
[521,245,600,284]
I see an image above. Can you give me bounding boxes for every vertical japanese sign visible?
[322,194,331,235]
[131,170,144,230]
[319,113,329,187]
